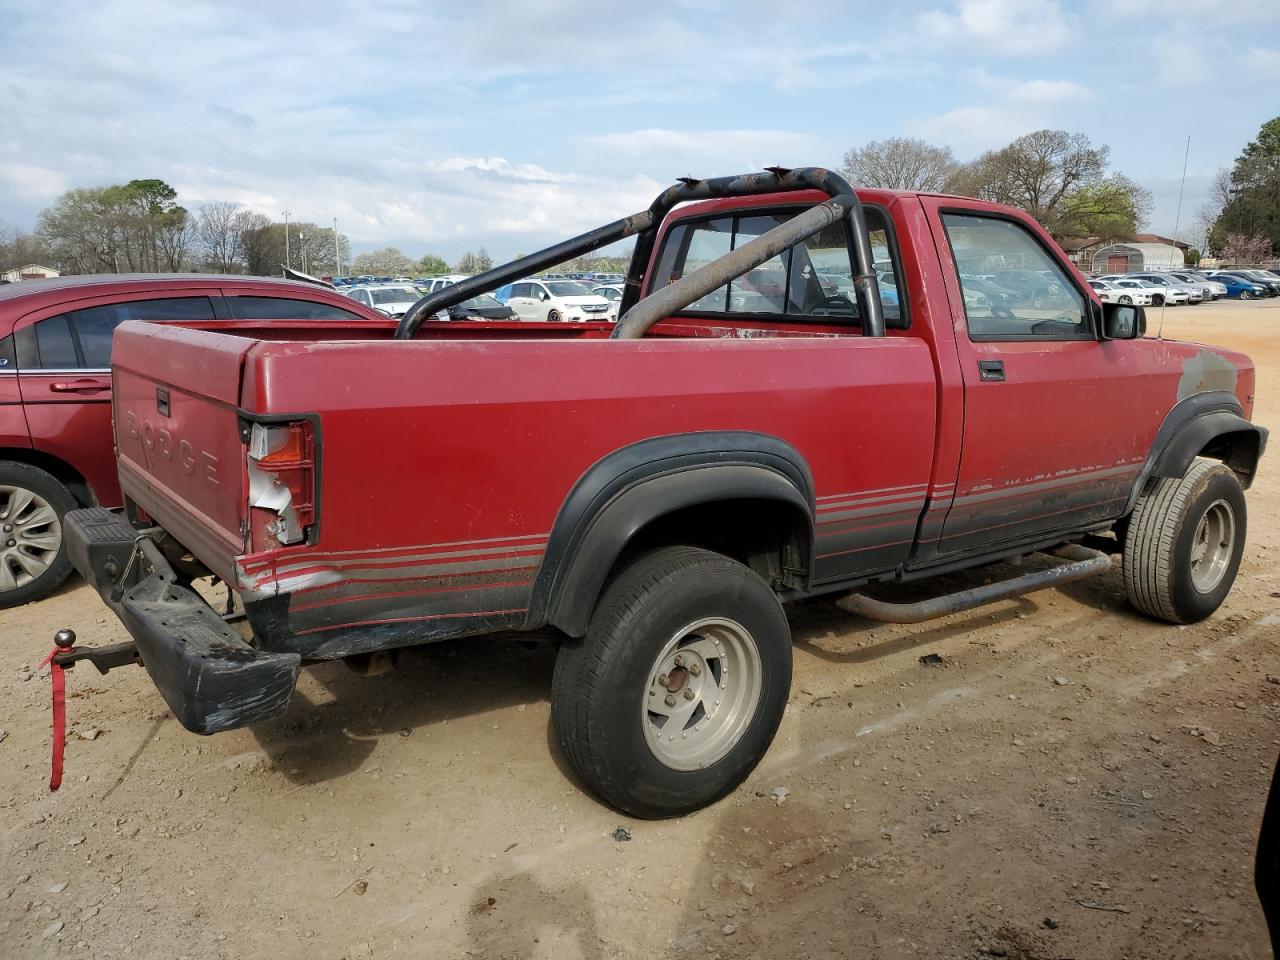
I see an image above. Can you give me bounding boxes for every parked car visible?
[54,169,1266,820]
[494,279,615,321]
[1089,279,1152,306]
[344,283,428,319]
[1211,270,1280,297]
[1096,275,1190,306]
[1207,273,1269,299]
[0,274,387,607]
[433,293,517,321]
[1168,271,1228,300]
[421,274,473,295]
[1128,273,1204,304]
[591,283,625,305]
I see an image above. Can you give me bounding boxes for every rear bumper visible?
[65,508,300,735]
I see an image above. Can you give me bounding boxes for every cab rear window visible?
[651,205,906,327]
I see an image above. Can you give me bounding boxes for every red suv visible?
[0,274,386,607]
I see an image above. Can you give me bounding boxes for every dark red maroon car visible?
[0,274,385,607]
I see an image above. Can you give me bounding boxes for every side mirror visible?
[1101,302,1144,340]
[540,291,551,302]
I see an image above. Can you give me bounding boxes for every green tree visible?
[1213,117,1280,257]
[416,253,449,275]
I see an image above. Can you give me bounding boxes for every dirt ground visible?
[2,300,1277,960]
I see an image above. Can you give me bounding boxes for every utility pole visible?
[333,217,341,276]
[282,210,291,270]
[299,231,308,274]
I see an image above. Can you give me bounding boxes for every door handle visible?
[49,377,111,393]
[978,360,1005,382]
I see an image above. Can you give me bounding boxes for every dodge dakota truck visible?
[56,168,1266,817]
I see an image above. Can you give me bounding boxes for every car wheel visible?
[1240,291,1253,301]
[1119,295,1132,305]
[547,309,563,322]
[552,546,792,818]
[1122,460,1246,624]
[1152,294,1165,306]
[0,462,78,608]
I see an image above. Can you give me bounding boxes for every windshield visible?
[369,286,422,304]
[546,281,594,297]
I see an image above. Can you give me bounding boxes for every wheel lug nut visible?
[688,663,701,676]
[673,654,685,667]
[658,673,669,688]
[683,688,695,701]
[664,694,677,707]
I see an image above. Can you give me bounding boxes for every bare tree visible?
[235,211,278,275]
[841,137,958,191]
[197,202,244,272]
[948,130,1149,239]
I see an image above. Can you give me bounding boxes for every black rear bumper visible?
[65,508,300,734]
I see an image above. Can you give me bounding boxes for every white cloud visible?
[917,0,1074,55]
[907,105,1044,153]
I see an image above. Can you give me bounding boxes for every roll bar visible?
[393,167,884,340]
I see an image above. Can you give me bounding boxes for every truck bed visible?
[112,317,939,657]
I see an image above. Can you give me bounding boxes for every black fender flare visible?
[1126,391,1268,512]
[527,432,814,638]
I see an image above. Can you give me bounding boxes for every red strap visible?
[38,648,66,792]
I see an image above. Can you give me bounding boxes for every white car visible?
[591,283,625,305]
[421,274,472,294]
[1089,279,1152,306]
[344,283,428,319]
[1096,275,1189,306]
[495,279,615,322]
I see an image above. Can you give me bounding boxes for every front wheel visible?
[1122,460,1247,624]
[547,308,563,322]
[1240,291,1253,301]
[0,462,78,608]
[552,546,792,818]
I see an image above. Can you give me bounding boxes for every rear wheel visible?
[0,462,78,608]
[552,546,792,818]
[1122,460,1246,624]
[1119,295,1133,305]
[1152,293,1165,306]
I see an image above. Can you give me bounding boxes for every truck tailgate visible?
[112,321,251,579]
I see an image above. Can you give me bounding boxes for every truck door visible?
[921,201,1152,556]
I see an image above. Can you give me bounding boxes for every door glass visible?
[30,315,78,368]
[942,214,1089,340]
[70,297,217,368]
[729,215,791,315]
[226,296,364,320]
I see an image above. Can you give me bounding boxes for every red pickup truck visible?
[58,168,1266,817]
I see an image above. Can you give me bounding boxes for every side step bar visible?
[836,544,1112,624]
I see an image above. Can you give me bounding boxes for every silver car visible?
[1167,271,1227,300]
[1127,273,1204,304]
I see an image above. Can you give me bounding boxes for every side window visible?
[652,208,903,325]
[226,296,364,320]
[510,283,529,299]
[69,298,217,368]
[17,315,79,369]
[941,213,1089,341]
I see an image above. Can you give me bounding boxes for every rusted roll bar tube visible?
[394,166,883,340]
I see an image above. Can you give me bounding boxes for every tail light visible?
[246,420,317,548]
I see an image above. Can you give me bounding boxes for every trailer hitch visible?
[50,630,142,674]
[37,629,142,793]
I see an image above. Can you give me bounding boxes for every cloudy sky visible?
[1,0,1278,261]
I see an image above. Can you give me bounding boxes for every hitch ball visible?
[54,629,77,650]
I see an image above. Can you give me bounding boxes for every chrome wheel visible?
[642,617,762,771]
[0,484,62,591]
[1190,499,1234,593]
